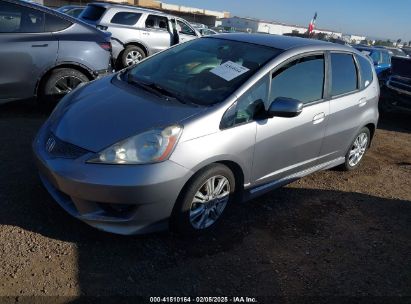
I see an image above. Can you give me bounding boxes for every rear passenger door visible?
[0,1,58,101]
[143,14,172,54]
[319,52,367,162]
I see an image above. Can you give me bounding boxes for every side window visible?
[110,12,141,25]
[356,55,373,89]
[0,2,44,33]
[145,14,168,31]
[220,76,269,129]
[270,55,324,105]
[177,20,195,36]
[45,14,72,32]
[330,53,358,96]
[382,52,391,65]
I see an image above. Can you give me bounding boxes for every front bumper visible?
[32,123,193,235]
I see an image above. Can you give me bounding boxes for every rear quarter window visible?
[45,14,72,32]
[356,54,373,89]
[110,12,141,25]
[81,5,106,21]
[330,53,358,96]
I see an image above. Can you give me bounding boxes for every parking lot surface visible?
[0,100,410,299]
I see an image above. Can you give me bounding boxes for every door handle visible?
[313,112,325,124]
[32,44,48,47]
[358,97,367,107]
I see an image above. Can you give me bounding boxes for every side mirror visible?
[267,97,303,118]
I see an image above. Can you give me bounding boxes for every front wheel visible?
[171,164,235,234]
[341,127,371,171]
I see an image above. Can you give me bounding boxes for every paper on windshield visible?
[210,61,250,81]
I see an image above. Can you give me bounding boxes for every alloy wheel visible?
[348,132,368,167]
[189,175,231,230]
[125,50,143,66]
[53,75,83,95]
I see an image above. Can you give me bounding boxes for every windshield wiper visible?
[126,73,186,104]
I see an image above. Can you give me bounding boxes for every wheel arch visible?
[176,160,246,208]
[122,41,149,57]
[364,122,376,146]
[35,63,94,97]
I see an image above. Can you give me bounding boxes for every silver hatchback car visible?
[33,34,379,235]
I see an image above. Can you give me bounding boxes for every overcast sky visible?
[167,0,411,42]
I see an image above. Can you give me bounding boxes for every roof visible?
[89,2,170,17]
[210,33,346,51]
[354,45,390,53]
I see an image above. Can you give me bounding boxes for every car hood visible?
[391,56,411,79]
[48,75,205,152]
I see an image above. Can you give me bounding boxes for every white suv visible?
[79,3,200,69]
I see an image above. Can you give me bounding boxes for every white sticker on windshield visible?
[210,61,250,81]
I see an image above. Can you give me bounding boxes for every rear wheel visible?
[121,45,146,68]
[40,68,89,106]
[341,127,370,171]
[171,164,235,234]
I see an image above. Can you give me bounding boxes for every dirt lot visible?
[0,100,410,302]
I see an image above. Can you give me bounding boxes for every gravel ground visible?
[0,100,410,302]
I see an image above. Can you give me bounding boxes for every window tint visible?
[270,55,324,105]
[356,55,373,89]
[177,20,195,35]
[80,5,105,21]
[330,53,358,96]
[110,12,141,25]
[45,14,72,32]
[145,14,168,30]
[0,2,44,33]
[221,77,268,128]
[382,52,391,65]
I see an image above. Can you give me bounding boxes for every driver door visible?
[251,53,329,186]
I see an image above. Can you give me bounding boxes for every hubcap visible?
[189,175,231,230]
[348,132,368,167]
[53,75,84,95]
[125,50,143,66]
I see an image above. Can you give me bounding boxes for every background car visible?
[380,56,411,113]
[56,5,85,18]
[402,47,411,56]
[354,46,391,84]
[385,47,410,58]
[0,0,112,104]
[78,2,200,69]
[33,34,379,235]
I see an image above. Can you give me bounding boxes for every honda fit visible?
[33,34,379,235]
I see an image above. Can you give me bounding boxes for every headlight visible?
[87,125,183,164]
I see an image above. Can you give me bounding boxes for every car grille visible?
[45,132,90,159]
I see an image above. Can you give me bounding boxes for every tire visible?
[171,164,236,235]
[121,45,146,68]
[340,127,371,171]
[40,68,89,106]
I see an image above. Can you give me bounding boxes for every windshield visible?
[125,38,280,106]
[390,48,407,57]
